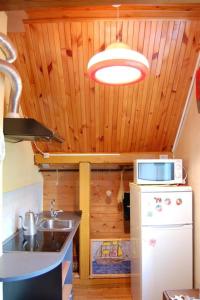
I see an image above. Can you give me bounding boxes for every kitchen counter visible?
[0,211,81,282]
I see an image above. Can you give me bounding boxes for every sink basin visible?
[37,219,74,231]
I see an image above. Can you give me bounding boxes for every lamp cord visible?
[113,4,121,43]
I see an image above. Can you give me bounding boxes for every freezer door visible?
[141,191,192,225]
[141,225,193,300]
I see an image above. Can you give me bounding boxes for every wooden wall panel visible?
[42,171,79,211]
[42,167,132,239]
[90,170,133,239]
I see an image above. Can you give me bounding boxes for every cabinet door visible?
[3,265,62,300]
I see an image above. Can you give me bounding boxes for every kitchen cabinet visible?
[3,241,74,300]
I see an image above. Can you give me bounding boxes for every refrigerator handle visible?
[143,223,192,229]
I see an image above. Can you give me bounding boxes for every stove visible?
[3,230,70,252]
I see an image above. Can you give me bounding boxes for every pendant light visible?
[87,5,149,86]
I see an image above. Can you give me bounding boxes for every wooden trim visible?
[2,2,200,15]
[34,152,173,165]
[25,6,200,23]
[79,162,90,280]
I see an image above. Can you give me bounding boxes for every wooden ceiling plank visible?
[130,20,146,151]
[120,20,135,152]
[110,21,120,152]
[74,21,88,152]
[115,20,125,152]
[141,20,167,151]
[93,21,100,152]
[111,86,119,152]
[70,22,84,152]
[118,20,130,152]
[87,22,97,152]
[105,20,120,152]
[161,21,199,150]
[148,20,183,151]
[98,20,106,152]
[82,21,93,152]
[138,20,158,151]
[52,22,73,152]
[59,22,76,152]
[107,21,116,152]
[135,20,156,151]
[116,86,125,151]
[64,22,80,151]
[134,20,151,151]
[154,20,188,151]
[23,25,44,124]
[58,22,75,152]
[139,20,164,151]
[24,24,51,152]
[107,86,114,152]
[103,21,111,152]
[143,20,175,151]
[41,22,64,152]
[28,23,51,128]
[126,20,140,152]
[119,86,129,152]
[103,82,110,152]
[36,23,56,131]
[145,20,179,151]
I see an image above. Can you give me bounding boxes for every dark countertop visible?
[0,211,81,282]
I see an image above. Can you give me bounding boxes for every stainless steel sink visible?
[37,219,74,231]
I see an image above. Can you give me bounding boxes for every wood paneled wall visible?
[90,169,132,239]
[42,167,132,238]
[42,171,79,211]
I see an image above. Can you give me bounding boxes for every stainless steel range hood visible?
[0,33,63,143]
[3,118,64,143]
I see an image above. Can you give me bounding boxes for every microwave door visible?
[139,162,174,181]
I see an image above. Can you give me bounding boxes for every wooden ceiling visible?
[7,4,200,153]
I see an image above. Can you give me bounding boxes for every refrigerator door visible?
[141,191,192,226]
[141,225,193,300]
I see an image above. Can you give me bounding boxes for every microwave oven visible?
[134,159,183,185]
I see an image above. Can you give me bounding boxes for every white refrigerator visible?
[130,183,193,300]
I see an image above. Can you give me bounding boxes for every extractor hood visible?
[0,33,63,143]
[3,118,64,143]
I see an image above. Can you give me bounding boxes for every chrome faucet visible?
[50,199,63,218]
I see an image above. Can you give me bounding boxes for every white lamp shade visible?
[87,42,149,85]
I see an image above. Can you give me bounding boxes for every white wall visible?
[3,141,42,193]
[174,61,200,287]
[3,141,43,241]
[2,183,42,241]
